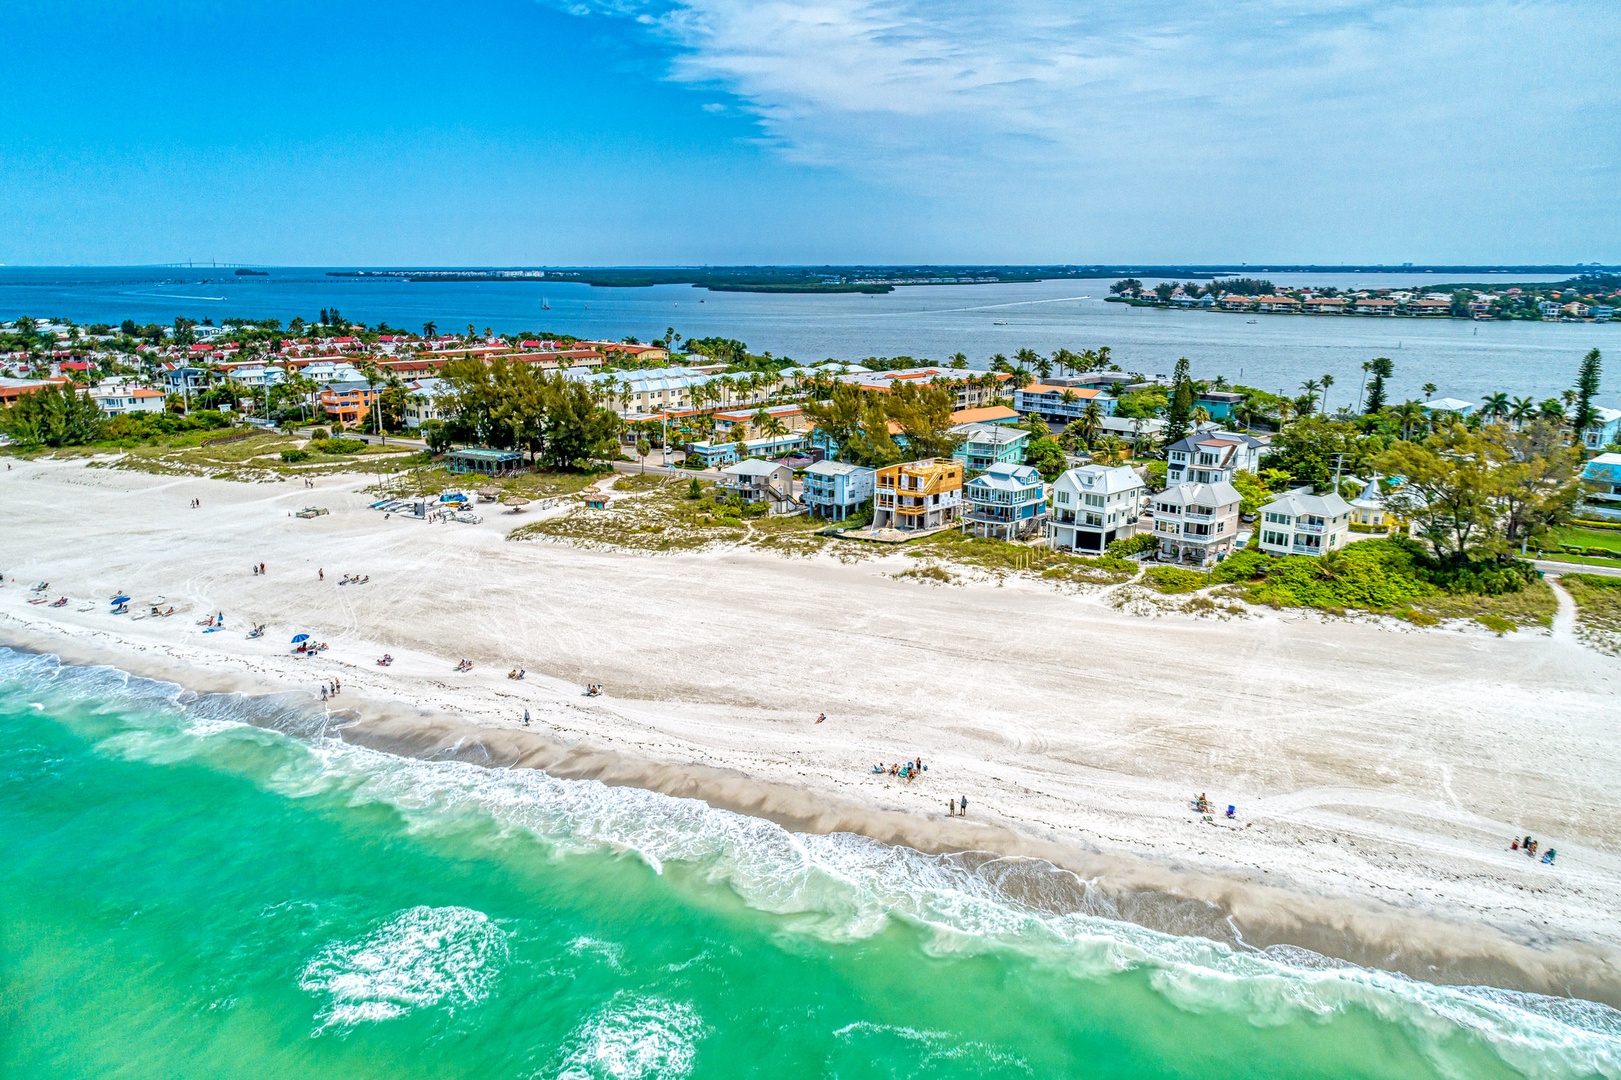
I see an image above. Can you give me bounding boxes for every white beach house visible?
[1047,464,1145,553]
[1256,490,1354,557]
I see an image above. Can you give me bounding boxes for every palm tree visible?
[1397,400,1428,440]
[1319,374,1335,414]
[1299,379,1322,415]
[1276,398,1296,428]
[1192,405,1211,428]
[1095,435,1127,465]
[1481,392,1510,423]
[1211,375,1229,390]
[1421,382,1437,400]
[988,354,1011,374]
[1078,399,1104,446]
[1509,396,1537,426]
[948,352,968,370]
[759,415,789,441]
[1541,398,1569,424]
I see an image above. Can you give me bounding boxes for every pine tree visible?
[1572,348,1603,438]
[1363,357,1394,415]
[1161,357,1194,446]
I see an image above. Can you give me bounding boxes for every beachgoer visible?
[259,563,265,574]
[1511,839,1519,851]
[321,686,328,701]
[1543,849,1556,865]
[523,709,530,726]
[816,712,825,724]
[319,569,324,580]
[958,796,967,817]
[948,798,956,816]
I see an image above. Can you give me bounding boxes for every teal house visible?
[951,422,1030,472]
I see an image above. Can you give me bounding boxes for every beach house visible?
[1256,491,1353,557]
[1421,397,1476,421]
[1047,464,1145,553]
[872,458,964,532]
[950,422,1030,471]
[1163,431,1265,486]
[1195,390,1246,421]
[961,463,1047,540]
[88,384,165,416]
[801,461,875,521]
[1152,441,1242,564]
[1581,407,1621,452]
[718,458,799,514]
[1581,453,1621,521]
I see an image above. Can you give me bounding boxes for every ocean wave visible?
[297,905,508,1033]
[6,647,1621,1078]
[551,993,704,1080]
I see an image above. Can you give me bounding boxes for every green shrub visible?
[1105,532,1158,558]
[279,448,310,463]
[308,427,329,441]
[1400,608,1440,627]
[1475,614,1516,635]
[1142,566,1207,594]
[314,437,366,455]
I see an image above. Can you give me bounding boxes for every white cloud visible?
[550,0,1621,257]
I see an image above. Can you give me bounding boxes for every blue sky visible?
[3,0,1618,265]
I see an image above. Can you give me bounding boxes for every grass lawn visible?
[1533,551,1621,570]
[906,530,1139,586]
[100,431,423,482]
[1547,526,1621,553]
[390,464,609,501]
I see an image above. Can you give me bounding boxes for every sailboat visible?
[541,298,551,310]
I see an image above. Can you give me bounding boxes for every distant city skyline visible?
[4,0,1618,266]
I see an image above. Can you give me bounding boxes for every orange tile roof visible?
[950,405,1019,423]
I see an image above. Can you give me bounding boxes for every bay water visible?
[4,647,1619,1079]
[1,268,1614,408]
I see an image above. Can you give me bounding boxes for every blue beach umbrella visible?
[111,595,130,604]
[291,634,310,643]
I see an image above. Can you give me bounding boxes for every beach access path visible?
[3,455,1620,1000]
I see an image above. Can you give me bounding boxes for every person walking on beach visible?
[523,709,530,726]
[948,798,956,816]
[319,568,324,581]
[816,712,825,724]
[259,562,265,575]
[958,795,967,817]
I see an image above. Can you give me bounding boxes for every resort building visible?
[718,458,799,514]
[1581,453,1621,521]
[87,384,165,416]
[950,422,1030,471]
[1047,464,1146,553]
[801,461,876,521]
[1011,383,1115,425]
[827,367,1010,410]
[0,376,70,407]
[684,431,813,468]
[1163,431,1265,486]
[872,458,964,532]
[1256,491,1354,557]
[1581,407,1621,451]
[961,463,1047,540]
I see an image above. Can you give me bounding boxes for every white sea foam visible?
[297,905,508,1033]
[552,993,704,1080]
[7,647,1621,1078]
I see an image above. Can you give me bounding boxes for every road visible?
[1534,559,1621,579]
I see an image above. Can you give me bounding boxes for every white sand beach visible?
[4,456,1620,1001]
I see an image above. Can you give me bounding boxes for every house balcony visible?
[1294,521,1325,534]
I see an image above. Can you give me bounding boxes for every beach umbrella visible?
[502,495,530,507]
[291,633,310,643]
[111,595,130,604]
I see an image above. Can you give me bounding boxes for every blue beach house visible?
[962,462,1047,540]
[801,460,876,521]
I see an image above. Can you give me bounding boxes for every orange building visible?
[872,458,964,531]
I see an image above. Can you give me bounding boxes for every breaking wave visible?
[5,647,1621,1079]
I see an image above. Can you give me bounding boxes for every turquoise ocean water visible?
[3,647,1619,1079]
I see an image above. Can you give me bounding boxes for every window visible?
[1084,494,1104,507]
[1057,490,1070,504]
[1262,530,1288,546]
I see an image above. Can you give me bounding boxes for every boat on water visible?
[541,298,550,310]
[1246,319,1258,324]
[993,320,1008,325]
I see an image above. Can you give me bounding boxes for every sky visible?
[2,0,1618,266]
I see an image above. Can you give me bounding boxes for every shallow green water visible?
[2,649,1616,1079]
